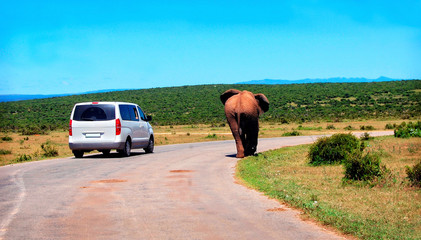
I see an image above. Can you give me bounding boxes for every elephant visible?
[220,89,269,158]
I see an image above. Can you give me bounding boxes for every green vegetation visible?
[360,125,375,130]
[343,151,387,182]
[282,130,301,136]
[15,154,32,163]
[0,80,420,132]
[41,141,59,157]
[309,133,389,183]
[237,136,421,239]
[205,133,218,139]
[0,149,11,155]
[297,125,322,131]
[1,136,12,141]
[359,132,373,141]
[308,133,362,165]
[394,121,421,138]
[344,125,355,130]
[406,161,421,187]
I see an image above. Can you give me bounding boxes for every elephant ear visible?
[255,93,269,112]
[220,89,241,105]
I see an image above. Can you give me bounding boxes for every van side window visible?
[119,105,131,121]
[119,105,140,121]
[137,106,146,121]
[129,106,139,121]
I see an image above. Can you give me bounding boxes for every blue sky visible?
[1,0,420,95]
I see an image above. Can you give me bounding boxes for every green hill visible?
[0,81,420,133]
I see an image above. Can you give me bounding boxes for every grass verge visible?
[236,136,421,239]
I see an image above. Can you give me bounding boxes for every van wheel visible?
[121,140,131,157]
[73,150,84,158]
[144,136,154,153]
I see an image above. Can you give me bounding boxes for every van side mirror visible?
[146,115,152,121]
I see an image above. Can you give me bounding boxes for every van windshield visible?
[73,104,115,121]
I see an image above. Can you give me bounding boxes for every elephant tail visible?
[238,113,248,136]
[234,113,242,136]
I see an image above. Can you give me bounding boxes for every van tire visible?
[144,136,154,153]
[121,140,131,157]
[73,150,84,158]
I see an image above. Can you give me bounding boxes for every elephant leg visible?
[244,119,259,156]
[227,115,245,158]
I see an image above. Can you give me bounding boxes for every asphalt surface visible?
[0,131,393,239]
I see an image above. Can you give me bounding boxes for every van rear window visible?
[73,104,115,121]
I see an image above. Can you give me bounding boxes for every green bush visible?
[15,154,32,162]
[0,149,12,155]
[280,118,289,124]
[282,130,301,136]
[360,125,375,130]
[344,125,354,130]
[1,136,12,141]
[360,132,373,141]
[394,121,421,138]
[41,142,58,157]
[21,126,48,135]
[326,124,336,130]
[205,133,217,139]
[343,151,384,181]
[406,161,421,187]
[385,123,396,129]
[308,133,362,165]
[298,125,322,130]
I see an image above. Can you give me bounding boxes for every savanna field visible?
[0,81,420,239]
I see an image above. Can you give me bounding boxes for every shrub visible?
[15,154,32,162]
[406,161,421,187]
[282,130,301,136]
[21,126,48,135]
[360,125,375,130]
[41,142,58,157]
[360,132,373,141]
[385,123,396,129]
[1,136,12,141]
[344,125,354,130]
[326,124,336,130]
[0,149,12,155]
[394,121,421,138]
[343,151,385,181]
[308,133,362,165]
[298,125,322,130]
[205,134,217,139]
[280,118,289,124]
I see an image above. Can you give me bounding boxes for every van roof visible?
[74,102,137,105]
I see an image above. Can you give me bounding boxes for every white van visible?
[69,102,154,158]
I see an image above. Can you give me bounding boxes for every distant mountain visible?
[0,89,130,102]
[237,76,398,85]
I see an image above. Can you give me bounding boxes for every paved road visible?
[0,131,393,239]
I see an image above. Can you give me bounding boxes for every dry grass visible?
[0,131,72,166]
[0,119,417,166]
[237,136,421,239]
